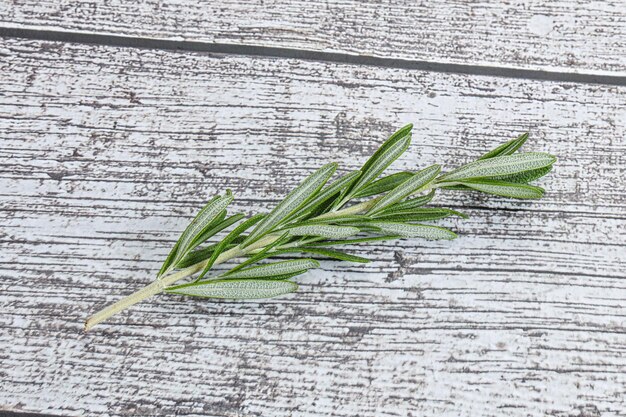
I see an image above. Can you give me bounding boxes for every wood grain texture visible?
[0,38,625,416]
[1,0,625,74]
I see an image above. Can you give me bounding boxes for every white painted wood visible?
[0,38,625,416]
[0,0,625,74]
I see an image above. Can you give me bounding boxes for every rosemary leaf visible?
[281,247,370,263]
[186,213,245,258]
[173,192,233,263]
[478,133,529,160]
[198,214,265,279]
[226,232,290,274]
[494,165,553,184]
[369,222,457,240]
[353,172,413,198]
[221,259,319,279]
[439,153,556,182]
[294,170,361,219]
[373,208,468,222]
[347,124,412,198]
[379,190,436,214]
[167,279,298,299]
[157,240,179,278]
[284,224,361,239]
[368,164,441,215]
[158,193,234,277]
[459,179,545,199]
[241,163,337,248]
[305,235,402,247]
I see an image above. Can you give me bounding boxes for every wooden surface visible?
[1,2,625,417]
[1,0,626,74]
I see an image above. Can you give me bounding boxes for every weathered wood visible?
[0,38,625,416]
[1,1,625,74]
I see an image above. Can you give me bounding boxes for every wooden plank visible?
[0,38,625,416]
[1,1,625,74]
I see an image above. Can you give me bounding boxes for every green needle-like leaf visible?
[176,244,217,269]
[368,164,441,215]
[186,213,245,256]
[285,224,361,239]
[281,247,370,263]
[294,170,361,219]
[177,237,247,269]
[374,208,468,222]
[495,165,553,184]
[460,179,545,199]
[369,222,457,240]
[167,279,298,299]
[379,190,436,214]
[173,192,234,264]
[353,172,414,198]
[157,240,180,278]
[439,153,556,182]
[478,133,529,160]
[301,215,371,225]
[306,235,401,247]
[158,193,234,277]
[222,259,319,279]
[198,214,265,280]
[347,124,412,197]
[227,232,290,274]
[242,163,337,248]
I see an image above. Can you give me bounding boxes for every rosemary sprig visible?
[85,125,556,331]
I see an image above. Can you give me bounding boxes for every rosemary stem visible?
[84,235,278,331]
[313,198,379,220]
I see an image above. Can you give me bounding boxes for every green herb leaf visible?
[437,184,470,191]
[241,163,337,248]
[157,194,221,276]
[157,240,180,278]
[353,172,414,198]
[374,208,468,222]
[439,153,556,182]
[348,124,412,197]
[284,224,361,239]
[282,247,370,263]
[478,133,529,160]
[368,165,441,215]
[301,215,371,225]
[222,259,319,279]
[198,214,265,279]
[177,237,248,269]
[158,193,234,277]
[459,179,545,199]
[167,279,298,299]
[379,190,436,213]
[226,232,290,274]
[185,213,245,257]
[305,235,401,247]
[176,244,217,269]
[494,165,553,184]
[173,192,233,263]
[369,222,457,240]
[294,170,361,218]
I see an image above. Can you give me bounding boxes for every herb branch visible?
[85,125,555,331]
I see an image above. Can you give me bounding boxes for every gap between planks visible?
[1,26,626,87]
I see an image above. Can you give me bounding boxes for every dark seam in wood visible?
[1,27,625,87]
[0,411,67,417]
